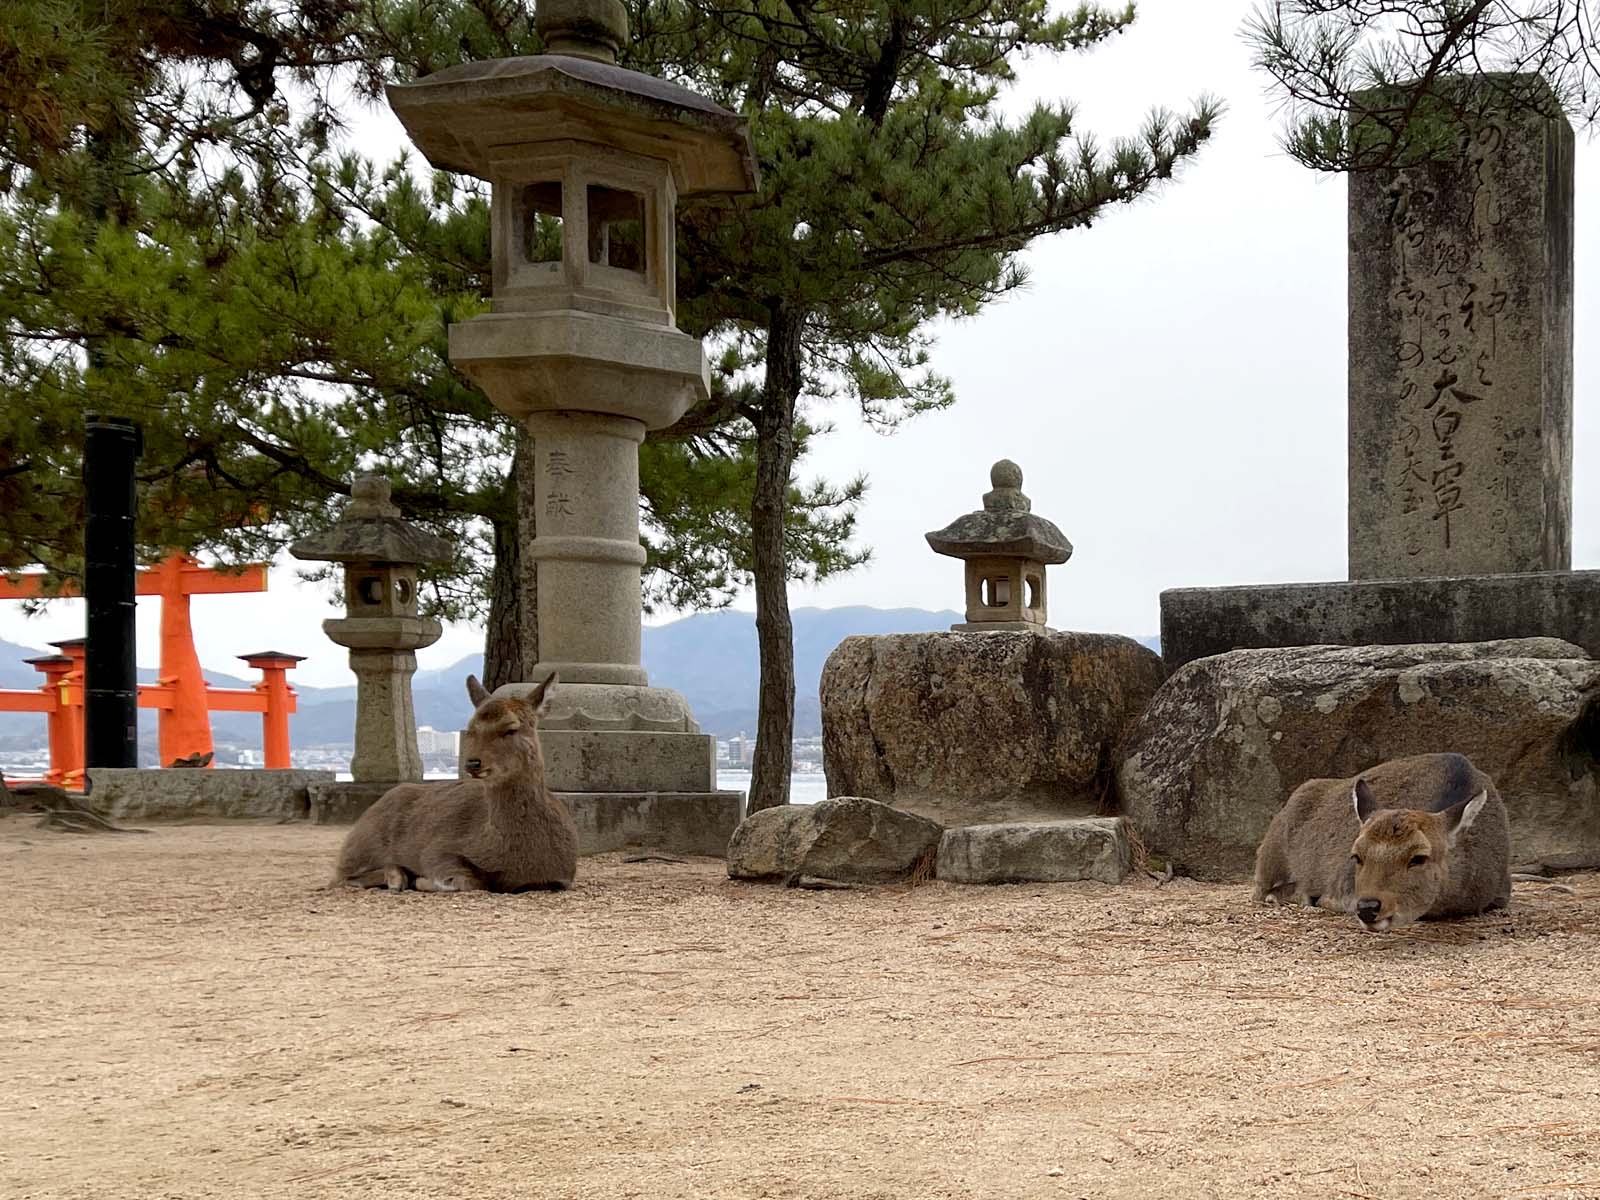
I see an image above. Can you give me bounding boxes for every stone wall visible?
[85,769,335,822]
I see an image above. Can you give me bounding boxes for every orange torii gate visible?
[0,553,300,779]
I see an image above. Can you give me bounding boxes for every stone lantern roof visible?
[925,460,1073,564]
[289,477,454,567]
[385,0,759,196]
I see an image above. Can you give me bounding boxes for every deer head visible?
[1348,777,1488,932]
[459,673,557,781]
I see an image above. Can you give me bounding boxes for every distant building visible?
[416,726,459,756]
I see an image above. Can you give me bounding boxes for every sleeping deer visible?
[335,673,577,892]
[1253,752,1510,931]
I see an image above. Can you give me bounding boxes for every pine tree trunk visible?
[483,427,539,690]
[747,307,804,813]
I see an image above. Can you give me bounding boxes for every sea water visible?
[398,768,829,805]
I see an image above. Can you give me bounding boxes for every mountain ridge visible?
[0,611,1160,747]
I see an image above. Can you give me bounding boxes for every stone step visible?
[936,817,1130,885]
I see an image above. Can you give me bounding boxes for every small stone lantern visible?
[290,477,453,783]
[926,460,1072,632]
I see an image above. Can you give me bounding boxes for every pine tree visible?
[628,0,1221,810]
[1246,1,1595,170]
[0,1,864,689]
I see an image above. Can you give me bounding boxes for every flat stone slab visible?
[308,782,742,858]
[936,818,1130,885]
[1160,570,1600,670]
[85,769,335,821]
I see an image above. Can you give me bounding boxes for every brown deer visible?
[334,674,577,892]
[1253,752,1510,931]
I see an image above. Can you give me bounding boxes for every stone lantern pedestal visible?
[383,0,752,852]
[815,456,1163,885]
[290,476,454,823]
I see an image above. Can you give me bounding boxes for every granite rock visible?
[822,631,1164,825]
[726,796,942,884]
[1117,639,1600,880]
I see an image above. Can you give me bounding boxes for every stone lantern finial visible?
[536,0,629,63]
[926,459,1072,633]
[984,459,1029,512]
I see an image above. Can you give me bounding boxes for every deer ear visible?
[466,674,490,707]
[1441,790,1489,845]
[1352,778,1380,823]
[527,671,558,717]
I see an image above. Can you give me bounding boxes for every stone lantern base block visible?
[538,729,717,793]
[308,780,400,825]
[561,790,745,857]
[308,781,742,858]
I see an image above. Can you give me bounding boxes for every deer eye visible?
[1409,854,1429,868]
[501,727,519,737]
[1351,853,1363,866]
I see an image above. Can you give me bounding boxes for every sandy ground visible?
[3,819,1600,1200]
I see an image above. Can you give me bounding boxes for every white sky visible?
[2,0,1596,687]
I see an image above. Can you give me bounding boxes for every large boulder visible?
[821,631,1165,825]
[726,796,943,884]
[1117,638,1600,880]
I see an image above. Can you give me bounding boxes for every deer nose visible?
[464,758,482,775]
[1356,899,1382,924]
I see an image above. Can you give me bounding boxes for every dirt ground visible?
[3,819,1600,1200]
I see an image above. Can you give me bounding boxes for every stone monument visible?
[290,476,453,822]
[1349,77,1572,578]
[382,0,753,853]
[925,460,1071,632]
[1162,74,1597,668]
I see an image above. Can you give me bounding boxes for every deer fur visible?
[1253,752,1510,931]
[335,673,577,893]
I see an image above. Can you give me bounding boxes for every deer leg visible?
[417,855,487,893]
[341,866,410,890]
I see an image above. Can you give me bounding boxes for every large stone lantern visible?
[381,0,755,841]
[926,461,1073,632]
[290,476,453,784]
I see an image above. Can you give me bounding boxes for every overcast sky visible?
[2,0,1596,688]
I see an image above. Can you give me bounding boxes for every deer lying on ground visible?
[335,673,577,892]
[1253,752,1510,932]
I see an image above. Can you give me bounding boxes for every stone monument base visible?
[309,781,742,857]
[1160,570,1600,670]
[539,729,716,793]
[308,780,398,825]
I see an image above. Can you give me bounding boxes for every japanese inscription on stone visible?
[1346,80,1573,580]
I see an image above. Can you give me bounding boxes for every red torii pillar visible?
[24,653,74,785]
[0,553,270,767]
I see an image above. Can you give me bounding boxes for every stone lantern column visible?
[290,477,454,813]
[382,0,756,849]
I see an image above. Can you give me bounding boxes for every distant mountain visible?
[0,614,1162,748]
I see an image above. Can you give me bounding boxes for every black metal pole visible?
[83,414,141,769]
